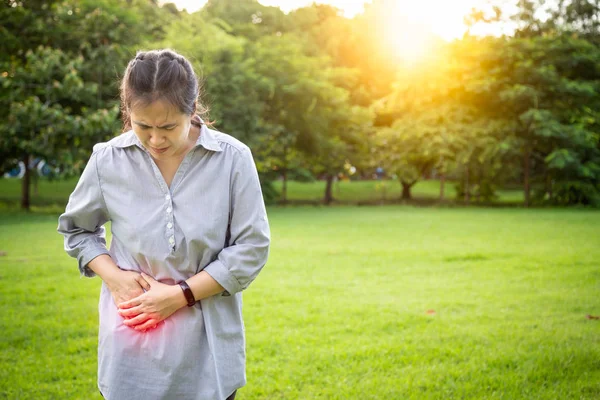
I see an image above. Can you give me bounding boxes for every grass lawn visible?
[0,177,525,210]
[1,206,599,399]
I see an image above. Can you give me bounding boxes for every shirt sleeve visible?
[57,149,110,277]
[203,147,271,295]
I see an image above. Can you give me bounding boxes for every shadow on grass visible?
[277,197,530,208]
[2,196,594,216]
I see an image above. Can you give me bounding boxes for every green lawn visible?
[0,177,525,210]
[1,206,599,399]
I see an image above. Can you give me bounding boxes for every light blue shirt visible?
[57,125,270,400]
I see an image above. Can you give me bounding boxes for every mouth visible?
[150,146,169,154]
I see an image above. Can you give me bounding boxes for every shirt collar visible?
[195,124,223,152]
[111,125,223,153]
[110,131,139,149]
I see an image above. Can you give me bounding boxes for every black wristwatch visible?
[178,281,196,307]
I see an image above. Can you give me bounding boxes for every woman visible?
[58,49,270,400]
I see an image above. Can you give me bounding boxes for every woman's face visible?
[129,100,195,161]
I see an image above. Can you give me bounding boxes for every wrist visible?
[99,266,123,288]
[177,280,196,307]
[173,284,189,309]
[88,255,121,283]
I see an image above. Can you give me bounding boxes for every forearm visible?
[160,271,226,312]
[87,254,121,282]
[185,271,226,303]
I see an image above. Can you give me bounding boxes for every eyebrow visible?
[132,121,178,129]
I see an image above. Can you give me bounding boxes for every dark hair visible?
[120,49,210,131]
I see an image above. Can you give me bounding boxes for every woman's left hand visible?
[117,273,187,331]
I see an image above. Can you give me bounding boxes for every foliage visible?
[545,180,600,206]
[463,1,600,206]
[0,0,171,209]
[2,0,600,208]
[1,47,119,174]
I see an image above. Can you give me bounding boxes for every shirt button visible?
[167,222,173,229]
[166,207,172,213]
[165,194,171,201]
[169,236,175,244]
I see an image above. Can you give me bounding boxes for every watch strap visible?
[178,281,196,307]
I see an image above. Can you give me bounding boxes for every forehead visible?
[130,100,187,123]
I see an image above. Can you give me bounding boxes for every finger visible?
[118,296,143,309]
[118,305,143,318]
[140,272,156,285]
[137,275,151,291]
[122,313,151,327]
[134,318,159,331]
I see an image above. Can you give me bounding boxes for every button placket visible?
[165,195,175,252]
[142,148,177,253]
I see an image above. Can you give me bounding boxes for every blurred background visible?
[2,2,600,399]
[2,0,599,210]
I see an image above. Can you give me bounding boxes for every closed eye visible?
[138,125,175,130]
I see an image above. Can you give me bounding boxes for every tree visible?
[307,105,372,205]
[372,48,458,201]
[465,35,600,206]
[201,0,288,40]
[0,0,171,210]
[465,0,600,206]
[1,47,119,209]
[248,34,362,202]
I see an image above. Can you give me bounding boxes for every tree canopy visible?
[2,0,599,208]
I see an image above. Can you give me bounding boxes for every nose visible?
[148,132,165,147]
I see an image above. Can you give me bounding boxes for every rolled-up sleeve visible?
[204,147,271,295]
[57,149,110,277]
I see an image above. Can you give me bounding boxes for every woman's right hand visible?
[104,269,151,306]
[86,255,151,306]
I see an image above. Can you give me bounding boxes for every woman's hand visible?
[116,273,187,331]
[105,269,151,306]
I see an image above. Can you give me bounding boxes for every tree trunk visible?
[464,163,470,204]
[400,180,413,200]
[21,154,31,211]
[523,147,531,207]
[439,172,445,201]
[281,169,288,204]
[323,174,334,205]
